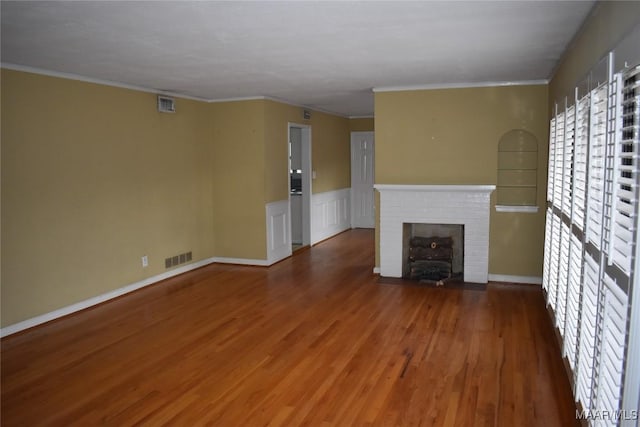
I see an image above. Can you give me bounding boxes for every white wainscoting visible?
[266,199,292,265]
[311,188,351,245]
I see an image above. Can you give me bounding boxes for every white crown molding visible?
[348,115,375,119]
[374,184,496,193]
[1,62,210,102]
[261,96,350,119]
[373,79,549,93]
[207,96,268,103]
[1,63,349,117]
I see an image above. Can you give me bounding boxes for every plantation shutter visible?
[577,251,600,410]
[543,53,639,427]
[595,273,629,421]
[548,118,557,203]
[574,94,590,229]
[586,83,608,248]
[564,232,582,370]
[609,66,639,275]
[563,106,576,216]
[542,117,558,295]
[554,112,566,208]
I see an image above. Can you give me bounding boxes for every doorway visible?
[289,123,312,251]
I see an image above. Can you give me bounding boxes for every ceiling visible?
[1,1,595,117]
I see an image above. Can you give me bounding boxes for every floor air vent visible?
[165,251,192,268]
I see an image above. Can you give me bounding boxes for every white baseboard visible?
[488,274,542,285]
[373,267,381,274]
[1,257,218,338]
[212,257,270,266]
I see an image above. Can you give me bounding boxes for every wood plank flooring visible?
[1,229,578,426]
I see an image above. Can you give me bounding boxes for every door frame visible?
[288,123,312,247]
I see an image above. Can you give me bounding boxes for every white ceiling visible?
[1,1,595,117]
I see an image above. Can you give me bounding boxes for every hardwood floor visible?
[1,229,578,426]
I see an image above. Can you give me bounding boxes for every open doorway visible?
[288,123,312,252]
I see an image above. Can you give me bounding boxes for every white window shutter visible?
[548,214,561,311]
[544,59,639,425]
[577,251,600,411]
[548,117,557,203]
[556,221,570,334]
[586,83,609,249]
[563,232,582,370]
[595,273,629,422]
[554,112,566,208]
[542,210,552,294]
[563,105,575,216]
[609,66,639,275]
[573,94,590,230]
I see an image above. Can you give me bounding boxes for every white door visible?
[351,131,375,228]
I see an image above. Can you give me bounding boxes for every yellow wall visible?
[309,111,351,194]
[210,100,267,260]
[1,70,352,327]
[349,117,375,132]
[1,69,215,326]
[375,85,549,276]
[263,100,350,199]
[263,101,309,203]
[549,1,640,107]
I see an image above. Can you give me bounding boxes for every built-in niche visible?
[496,129,538,212]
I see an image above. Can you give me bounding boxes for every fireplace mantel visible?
[374,184,496,193]
[375,184,495,283]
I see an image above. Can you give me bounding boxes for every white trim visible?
[0,256,217,338]
[373,267,381,274]
[375,184,496,192]
[495,205,540,213]
[208,95,267,103]
[1,62,209,102]
[488,274,543,285]
[373,79,548,93]
[267,97,348,118]
[0,63,349,118]
[349,115,375,119]
[212,257,270,266]
[289,122,313,246]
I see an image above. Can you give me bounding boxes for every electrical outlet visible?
[141,255,148,268]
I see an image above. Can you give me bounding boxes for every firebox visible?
[402,223,464,283]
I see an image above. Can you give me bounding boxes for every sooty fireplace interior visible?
[402,223,464,284]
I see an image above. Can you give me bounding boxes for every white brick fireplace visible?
[375,185,496,283]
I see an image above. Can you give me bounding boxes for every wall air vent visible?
[157,95,176,113]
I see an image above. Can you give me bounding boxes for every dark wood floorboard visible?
[1,229,578,426]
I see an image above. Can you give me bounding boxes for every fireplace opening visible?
[402,223,464,284]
